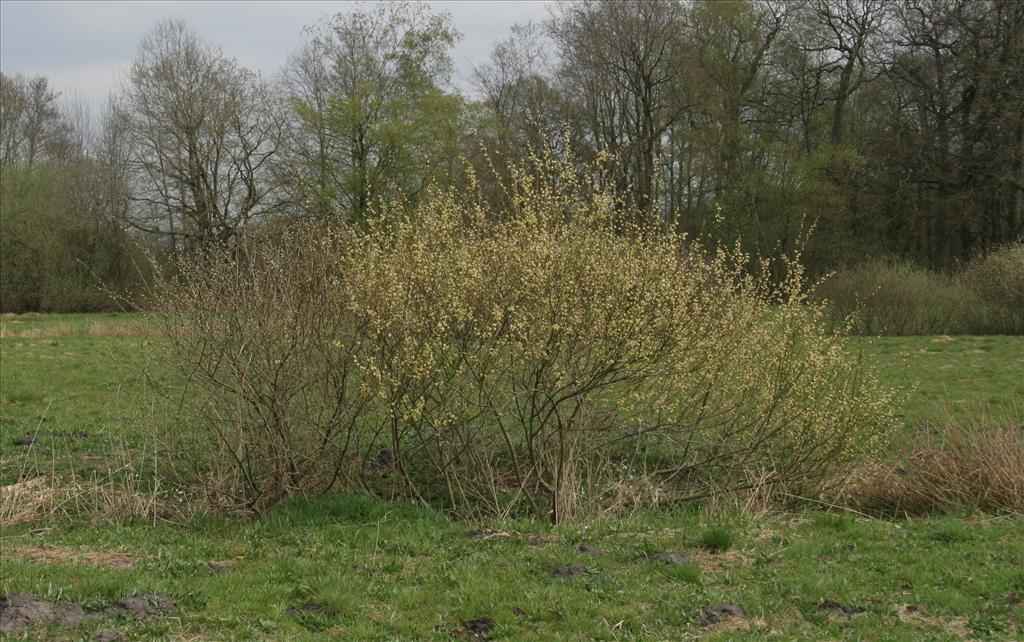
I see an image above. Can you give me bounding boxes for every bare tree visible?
[0,72,67,168]
[120,20,283,252]
[277,38,337,219]
[550,0,690,218]
[473,23,567,152]
[807,0,890,145]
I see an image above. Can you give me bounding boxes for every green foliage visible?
[816,251,1024,336]
[0,164,147,313]
[284,2,463,220]
[958,243,1024,335]
[815,257,972,336]
[0,165,61,311]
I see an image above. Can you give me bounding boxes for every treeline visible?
[1,0,1022,312]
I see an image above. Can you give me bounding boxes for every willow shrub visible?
[814,257,973,336]
[149,158,897,521]
[817,245,1024,336]
[957,242,1024,335]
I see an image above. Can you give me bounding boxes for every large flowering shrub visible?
[150,155,897,521]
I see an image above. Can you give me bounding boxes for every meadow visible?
[1,313,1021,640]
[3,0,1022,638]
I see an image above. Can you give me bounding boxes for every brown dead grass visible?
[0,477,55,527]
[3,544,136,569]
[845,417,1024,515]
[691,548,754,573]
[895,604,972,638]
[0,476,166,528]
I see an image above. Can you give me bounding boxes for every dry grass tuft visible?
[894,604,972,638]
[0,476,168,528]
[0,477,55,527]
[846,416,1024,515]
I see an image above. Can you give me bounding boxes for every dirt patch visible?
[109,595,176,619]
[0,593,175,635]
[5,545,136,569]
[456,616,496,641]
[698,604,747,627]
[0,594,88,633]
[578,544,600,555]
[649,550,690,565]
[553,564,590,578]
[818,599,865,616]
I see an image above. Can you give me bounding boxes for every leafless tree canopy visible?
[119,20,283,251]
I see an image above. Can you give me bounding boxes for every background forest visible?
[1,0,1022,315]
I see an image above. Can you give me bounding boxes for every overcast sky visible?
[0,0,553,110]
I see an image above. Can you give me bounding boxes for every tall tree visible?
[867,0,1024,268]
[120,20,282,251]
[0,72,67,168]
[550,0,690,219]
[808,0,890,146]
[280,2,462,220]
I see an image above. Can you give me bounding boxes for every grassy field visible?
[1,314,1022,640]
[851,335,1024,426]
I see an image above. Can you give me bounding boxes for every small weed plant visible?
[698,525,735,552]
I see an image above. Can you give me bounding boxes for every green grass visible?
[2,497,1021,640]
[0,312,149,337]
[0,314,153,485]
[850,335,1024,426]
[2,315,1022,640]
[698,525,735,553]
